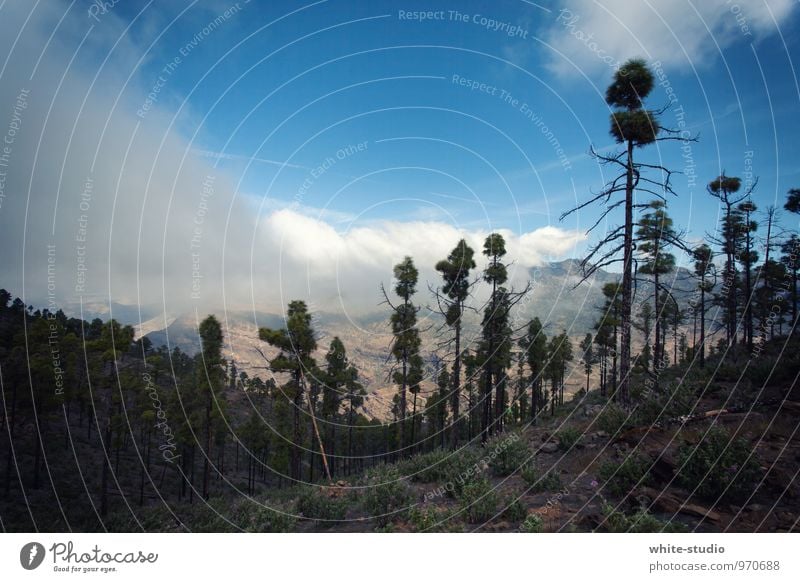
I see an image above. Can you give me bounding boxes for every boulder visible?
[539,442,559,454]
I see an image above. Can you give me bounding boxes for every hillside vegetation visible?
[2,59,799,533]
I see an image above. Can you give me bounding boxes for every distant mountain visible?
[138,260,699,420]
[61,300,159,326]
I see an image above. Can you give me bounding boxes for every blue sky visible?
[1,0,799,312]
[111,0,800,238]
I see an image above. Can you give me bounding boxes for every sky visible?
[0,0,798,320]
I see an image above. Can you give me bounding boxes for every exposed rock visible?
[638,486,720,522]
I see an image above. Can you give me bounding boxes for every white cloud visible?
[0,1,585,321]
[543,0,795,77]
[260,209,585,314]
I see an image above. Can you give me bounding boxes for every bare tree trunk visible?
[203,399,210,500]
[303,371,331,482]
[653,264,661,391]
[450,322,461,450]
[410,391,417,455]
[700,288,706,367]
[139,425,145,506]
[101,418,111,516]
[618,139,634,405]
[347,403,354,477]
[4,375,18,497]
[744,213,754,351]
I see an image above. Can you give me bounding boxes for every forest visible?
[1,60,798,533]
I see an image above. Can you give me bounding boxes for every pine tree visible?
[708,174,752,348]
[562,59,685,405]
[435,366,450,449]
[522,318,547,421]
[784,188,800,333]
[636,302,654,372]
[407,353,424,453]
[513,349,528,422]
[434,239,476,449]
[344,372,365,476]
[636,200,677,384]
[545,332,573,413]
[479,234,513,439]
[198,315,225,499]
[737,200,759,350]
[259,301,318,482]
[692,244,715,367]
[462,350,481,439]
[579,333,594,394]
[322,337,349,477]
[384,257,422,454]
[596,282,622,398]
[781,234,799,334]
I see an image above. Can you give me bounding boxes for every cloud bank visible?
[543,0,795,77]
[0,1,585,321]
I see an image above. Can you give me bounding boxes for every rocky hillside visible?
[134,260,697,421]
[101,334,800,533]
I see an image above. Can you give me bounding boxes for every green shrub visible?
[715,362,743,382]
[408,506,439,532]
[487,433,531,476]
[556,426,582,451]
[521,465,562,492]
[501,497,527,522]
[634,380,697,425]
[295,487,348,523]
[106,506,176,532]
[238,502,296,532]
[362,467,415,526]
[596,402,632,436]
[748,342,799,385]
[407,506,463,532]
[598,454,652,497]
[519,513,544,533]
[399,449,452,483]
[676,427,760,502]
[459,478,499,523]
[601,503,687,533]
[440,448,483,498]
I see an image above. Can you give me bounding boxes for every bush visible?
[501,497,527,522]
[238,501,296,532]
[106,506,177,532]
[407,506,439,532]
[295,487,348,523]
[407,506,463,532]
[715,362,743,382]
[176,502,239,532]
[601,503,687,533]
[487,433,531,476]
[399,449,452,483]
[362,467,415,527]
[556,426,582,451]
[676,427,760,503]
[596,402,632,436]
[634,380,697,425]
[519,513,544,533]
[521,465,562,492]
[459,478,499,523]
[439,448,483,498]
[598,454,652,497]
